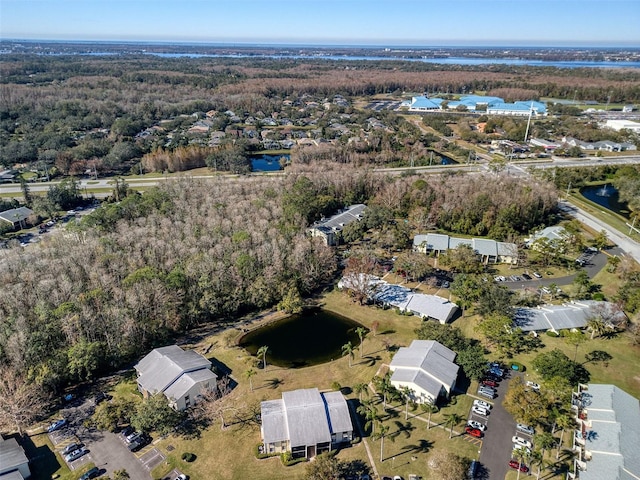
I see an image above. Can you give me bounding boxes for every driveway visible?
[478,372,520,480]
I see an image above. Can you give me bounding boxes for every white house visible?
[0,207,34,230]
[0,435,30,479]
[134,345,218,411]
[413,234,518,265]
[260,388,353,459]
[389,340,459,404]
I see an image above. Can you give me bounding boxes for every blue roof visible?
[515,100,547,113]
[489,103,532,112]
[410,96,443,109]
[460,95,503,106]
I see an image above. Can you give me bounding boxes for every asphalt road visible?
[80,429,151,480]
[477,372,522,480]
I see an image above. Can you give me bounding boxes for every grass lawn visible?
[21,431,76,480]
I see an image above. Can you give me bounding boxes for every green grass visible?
[22,431,75,480]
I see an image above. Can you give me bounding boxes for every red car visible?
[482,379,498,388]
[465,426,483,438]
[508,460,529,473]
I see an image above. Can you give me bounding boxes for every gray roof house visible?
[413,234,518,264]
[0,435,30,480]
[513,301,626,333]
[389,340,459,404]
[0,207,34,230]
[260,388,353,459]
[570,384,640,480]
[525,226,569,248]
[308,204,366,246]
[134,345,217,411]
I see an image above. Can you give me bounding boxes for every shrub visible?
[181,452,196,462]
[280,452,307,466]
[254,444,277,459]
[546,331,559,337]
[592,293,605,301]
[331,381,342,391]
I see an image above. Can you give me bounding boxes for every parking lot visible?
[47,396,155,480]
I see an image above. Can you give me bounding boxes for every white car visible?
[512,436,533,449]
[472,406,489,416]
[473,399,492,410]
[516,423,535,435]
[513,445,531,455]
[526,381,541,391]
[467,420,486,431]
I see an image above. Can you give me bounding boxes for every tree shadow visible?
[379,329,396,335]
[21,433,62,480]
[263,378,284,389]
[359,355,382,367]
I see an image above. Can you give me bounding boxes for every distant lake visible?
[251,154,288,172]
[144,52,640,69]
[580,184,630,218]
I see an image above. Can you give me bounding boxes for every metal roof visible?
[472,238,498,257]
[261,388,353,449]
[311,204,366,232]
[395,294,458,324]
[513,301,626,332]
[409,96,443,110]
[579,384,640,480]
[135,345,212,394]
[163,368,217,401]
[416,234,516,260]
[0,436,28,476]
[424,233,450,251]
[0,207,33,224]
[389,340,459,394]
[391,368,443,399]
[323,391,353,435]
[526,226,568,245]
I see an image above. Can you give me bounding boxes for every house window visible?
[185,395,190,407]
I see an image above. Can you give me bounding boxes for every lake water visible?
[580,184,630,218]
[239,309,364,368]
[251,154,288,172]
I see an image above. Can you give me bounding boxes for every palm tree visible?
[529,449,544,480]
[353,382,369,402]
[373,422,389,462]
[400,386,413,420]
[421,399,438,430]
[355,326,367,358]
[444,413,462,439]
[513,446,530,480]
[342,341,354,368]
[556,413,576,459]
[357,400,380,435]
[256,346,269,371]
[534,431,556,460]
[587,316,607,339]
[245,368,256,392]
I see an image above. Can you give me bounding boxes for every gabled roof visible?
[526,226,568,246]
[473,238,498,257]
[323,391,353,435]
[135,345,212,395]
[311,204,366,232]
[395,294,458,324]
[163,368,217,401]
[261,399,288,444]
[390,340,459,395]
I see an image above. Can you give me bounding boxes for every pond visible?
[580,184,631,219]
[250,154,289,172]
[239,309,364,368]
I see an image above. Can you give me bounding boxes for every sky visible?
[1,0,639,47]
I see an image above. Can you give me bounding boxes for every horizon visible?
[2,0,639,48]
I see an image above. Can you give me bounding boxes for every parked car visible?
[128,434,150,452]
[482,379,497,388]
[473,400,492,410]
[47,419,67,433]
[512,445,531,455]
[508,460,530,473]
[512,436,533,448]
[79,467,101,480]
[65,448,88,462]
[62,442,81,455]
[532,272,542,278]
[477,388,495,399]
[120,425,134,437]
[177,475,189,480]
[95,392,111,404]
[522,273,532,280]
[516,423,535,435]
[478,385,496,395]
[467,420,486,431]
[465,426,483,438]
[472,406,489,416]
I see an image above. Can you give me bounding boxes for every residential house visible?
[569,384,640,480]
[0,207,34,230]
[389,340,459,404]
[134,345,218,411]
[529,138,561,151]
[513,300,626,334]
[308,204,366,246]
[413,234,518,264]
[525,226,570,250]
[260,388,353,459]
[0,435,30,479]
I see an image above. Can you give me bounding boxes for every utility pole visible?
[524,102,534,143]
[566,181,572,197]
